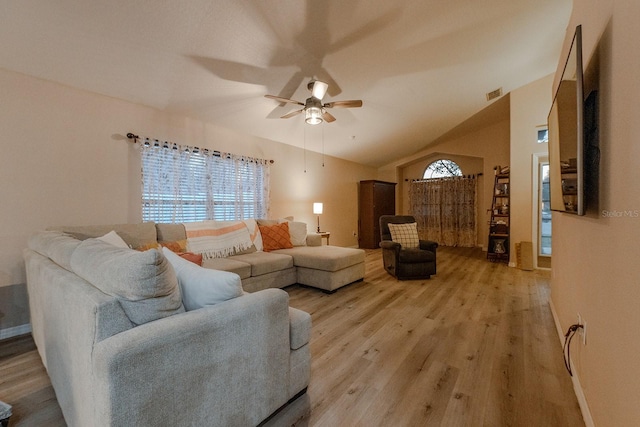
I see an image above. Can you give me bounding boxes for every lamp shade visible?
[313,202,323,215]
[305,107,323,125]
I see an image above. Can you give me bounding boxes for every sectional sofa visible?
[52,221,365,293]
[23,220,365,426]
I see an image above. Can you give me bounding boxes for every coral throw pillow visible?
[388,222,420,249]
[178,252,203,266]
[259,222,293,252]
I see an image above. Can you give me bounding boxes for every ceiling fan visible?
[265,80,363,125]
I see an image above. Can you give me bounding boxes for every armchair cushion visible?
[398,248,436,263]
[387,222,420,249]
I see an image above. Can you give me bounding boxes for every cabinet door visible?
[358,182,375,248]
[358,181,396,249]
[373,183,396,246]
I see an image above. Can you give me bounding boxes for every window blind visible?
[140,142,270,223]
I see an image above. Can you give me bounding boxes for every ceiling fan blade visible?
[324,100,363,109]
[281,109,304,119]
[322,110,336,123]
[265,95,304,106]
[311,80,329,100]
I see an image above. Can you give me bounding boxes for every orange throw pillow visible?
[259,222,293,252]
[160,239,188,253]
[178,252,203,266]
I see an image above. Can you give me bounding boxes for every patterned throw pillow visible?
[388,222,420,249]
[259,222,293,252]
[160,239,188,253]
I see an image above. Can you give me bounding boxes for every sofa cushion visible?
[48,222,158,250]
[201,257,252,279]
[274,246,365,272]
[156,223,187,242]
[260,222,293,251]
[28,231,81,271]
[388,222,420,249]
[162,247,243,311]
[230,252,294,277]
[70,239,184,325]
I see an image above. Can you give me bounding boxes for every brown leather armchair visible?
[379,215,438,280]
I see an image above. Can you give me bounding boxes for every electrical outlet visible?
[577,313,587,346]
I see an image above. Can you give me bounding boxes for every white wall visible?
[550,0,640,425]
[509,74,554,264]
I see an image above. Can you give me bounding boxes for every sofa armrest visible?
[306,233,322,246]
[289,307,311,350]
[92,289,299,427]
[419,240,439,252]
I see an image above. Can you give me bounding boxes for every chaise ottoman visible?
[274,246,365,293]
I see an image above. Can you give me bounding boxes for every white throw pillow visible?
[162,247,244,311]
[279,220,307,246]
[388,222,420,249]
[97,230,129,248]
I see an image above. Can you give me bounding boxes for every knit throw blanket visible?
[184,220,253,259]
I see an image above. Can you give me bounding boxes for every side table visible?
[317,231,330,245]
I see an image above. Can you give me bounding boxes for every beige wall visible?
[379,98,511,249]
[0,68,376,330]
[509,74,554,263]
[550,0,640,425]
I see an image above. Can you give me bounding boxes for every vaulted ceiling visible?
[0,0,572,167]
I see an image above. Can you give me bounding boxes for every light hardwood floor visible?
[0,247,584,426]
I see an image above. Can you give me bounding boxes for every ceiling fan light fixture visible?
[305,106,323,125]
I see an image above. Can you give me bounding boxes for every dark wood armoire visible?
[358,180,396,249]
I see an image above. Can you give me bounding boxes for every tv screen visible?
[548,25,584,215]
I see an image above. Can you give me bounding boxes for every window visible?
[537,128,549,143]
[140,142,270,223]
[423,159,463,179]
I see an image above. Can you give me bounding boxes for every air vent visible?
[486,88,503,101]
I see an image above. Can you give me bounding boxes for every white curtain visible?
[409,177,477,247]
[139,140,270,223]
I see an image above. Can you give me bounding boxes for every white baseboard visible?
[548,299,594,427]
[0,323,31,340]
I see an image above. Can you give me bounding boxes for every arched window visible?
[423,159,462,179]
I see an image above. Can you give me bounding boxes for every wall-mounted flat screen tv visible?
[548,25,584,215]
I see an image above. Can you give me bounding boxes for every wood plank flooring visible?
[0,247,584,426]
[287,247,584,426]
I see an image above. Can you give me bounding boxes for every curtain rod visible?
[407,174,481,182]
[126,133,274,164]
